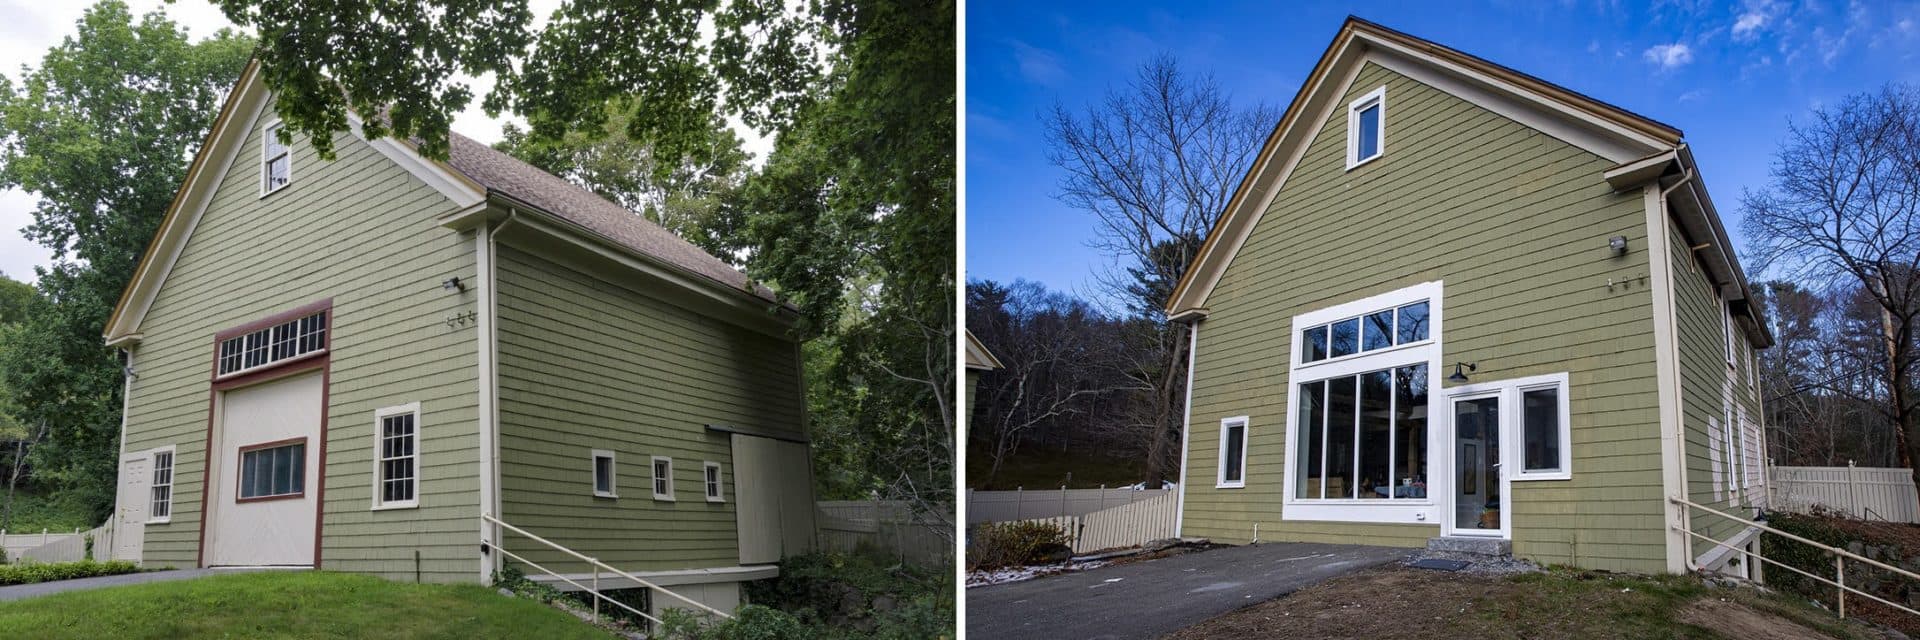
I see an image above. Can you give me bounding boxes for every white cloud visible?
[1008,40,1067,87]
[1643,43,1695,68]
[1734,12,1769,38]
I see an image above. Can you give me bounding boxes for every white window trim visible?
[1509,373,1573,482]
[146,445,177,524]
[1722,302,1737,370]
[260,118,293,197]
[1345,86,1387,170]
[703,461,725,503]
[1216,416,1250,489]
[591,449,618,498]
[370,402,421,510]
[651,455,676,502]
[1281,281,1443,524]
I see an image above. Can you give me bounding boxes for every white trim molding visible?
[1216,416,1250,489]
[650,455,676,502]
[591,449,618,499]
[703,461,725,503]
[370,402,422,511]
[259,118,292,198]
[1345,86,1386,170]
[146,445,177,525]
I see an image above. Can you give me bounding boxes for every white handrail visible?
[483,512,733,620]
[1672,495,1920,620]
[492,543,661,626]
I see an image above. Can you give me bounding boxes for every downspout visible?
[111,347,136,560]
[477,206,517,582]
[1654,168,1696,572]
[1173,319,1200,538]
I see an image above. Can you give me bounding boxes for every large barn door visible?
[732,434,816,564]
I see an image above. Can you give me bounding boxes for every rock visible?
[1030,543,1073,565]
[872,595,897,612]
[1143,538,1182,552]
[498,588,516,598]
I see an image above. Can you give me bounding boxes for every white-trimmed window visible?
[592,449,617,498]
[1514,376,1572,480]
[651,456,675,501]
[1217,417,1249,488]
[1346,86,1386,169]
[238,439,306,500]
[373,404,420,509]
[262,121,292,195]
[148,446,175,523]
[703,461,724,502]
[1723,305,1737,369]
[1285,282,1441,522]
[217,311,326,377]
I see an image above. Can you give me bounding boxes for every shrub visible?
[743,551,952,640]
[0,559,142,586]
[657,605,814,640]
[968,521,1070,570]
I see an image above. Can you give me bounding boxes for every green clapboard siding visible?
[1670,218,1763,558]
[123,106,481,582]
[1182,62,1668,572]
[494,245,804,574]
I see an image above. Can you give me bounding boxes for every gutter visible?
[476,207,516,582]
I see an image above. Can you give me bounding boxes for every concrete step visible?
[1426,536,1512,557]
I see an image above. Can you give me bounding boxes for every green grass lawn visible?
[966,445,1148,489]
[0,486,96,533]
[0,570,616,639]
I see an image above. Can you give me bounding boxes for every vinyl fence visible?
[816,500,952,567]
[1,523,109,563]
[1018,490,1178,554]
[1771,463,1920,524]
[966,486,1171,524]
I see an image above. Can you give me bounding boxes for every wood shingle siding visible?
[1182,62,1670,572]
[122,112,481,581]
[494,246,804,573]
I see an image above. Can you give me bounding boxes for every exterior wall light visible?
[441,276,465,292]
[1609,235,1628,257]
[1448,362,1476,383]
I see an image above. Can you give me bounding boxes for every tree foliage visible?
[0,1,253,520]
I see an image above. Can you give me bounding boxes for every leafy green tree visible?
[0,1,253,519]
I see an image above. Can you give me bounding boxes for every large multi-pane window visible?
[1293,364,1429,500]
[1300,301,1428,364]
[238,440,306,500]
[374,405,419,508]
[149,448,174,522]
[218,311,326,376]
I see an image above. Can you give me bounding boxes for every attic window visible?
[1347,87,1386,169]
[263,122,292,195]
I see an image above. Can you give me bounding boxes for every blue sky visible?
[965,0,1920,307]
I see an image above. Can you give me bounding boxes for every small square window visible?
[651,456,675,501]
[1396,301,1429,343]
[703,462,724,503]
[1329,318,1359,358]
[591,450,617,498]
[1346,87,1386,169]
[1513,379,1573,481]
[1303,325,1328,362]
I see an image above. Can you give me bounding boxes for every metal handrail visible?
[484,512,733,620]
[491,543,661,626]
[1671,495,1920,620]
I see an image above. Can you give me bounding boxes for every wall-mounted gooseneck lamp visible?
[1608,235,1629,257]
[1448,362,1477,383]
[441,276,466,293]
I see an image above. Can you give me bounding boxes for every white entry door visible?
[1447,393,1507,538]
[205,371,323,566]
[113,454,149,562]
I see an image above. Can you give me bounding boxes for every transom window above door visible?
[217,310,327,377]
[1300,300,1429,364]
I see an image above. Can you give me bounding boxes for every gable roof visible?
[105,61,776,345]
[1162,17,1771,347]
[964,330,1003,371]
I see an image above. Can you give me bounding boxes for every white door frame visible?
[1441,389,1511,539]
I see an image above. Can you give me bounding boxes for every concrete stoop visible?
[1426,536,1512,557]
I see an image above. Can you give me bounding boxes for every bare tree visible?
[1043,54,1278,484]
[1744,83,1920,497]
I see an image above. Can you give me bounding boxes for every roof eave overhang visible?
[1163,18,1683,319]
[1612,148,1775,348]
[963,331,1004,371]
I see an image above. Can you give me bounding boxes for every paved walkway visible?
[0,568,268,602]
[966,541,1408,640]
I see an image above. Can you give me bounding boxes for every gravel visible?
[1402,549,1542,576]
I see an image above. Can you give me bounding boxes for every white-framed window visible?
[591,449,617,498]
[262,120,292,195]
[651,456,675,501]
[217,311,326,377]
[148,446,176,524]
[238,439,306,500]
[1345,86,1386,169]
[372,403,420,510]
[1514,376,1572,481]
[1217,417,1250,488]
[703,461,724,502]
[1284,281,1441,523]
[1722,304,1737,370]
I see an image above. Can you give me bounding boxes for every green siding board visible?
[495,245,803,574]
[1181,62,1668,572]
[121,106,481,581]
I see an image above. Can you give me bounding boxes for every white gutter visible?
[1651,173,1695,573]
[1174,320,1199,537]
[476,207,516,582]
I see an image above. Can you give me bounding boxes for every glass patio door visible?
[1451,395,1504,536]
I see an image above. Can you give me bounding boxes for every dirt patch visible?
[1677,598,1830,640]
[1163,565,1891,640]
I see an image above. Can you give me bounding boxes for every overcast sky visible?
[0,0,770,285]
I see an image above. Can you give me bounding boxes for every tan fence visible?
[1771,463,1920,523]
[966,487,1171,524]
[816,500,952,567]
[1,523,109,563]
[1018,490,1178,554]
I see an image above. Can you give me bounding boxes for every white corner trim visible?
[650,455,675,502]
[1646,184,1691,574]
[1174,321,1198,537]
[1216,416,1250,489]
[370,402,422,511]
[591,449,618,499]
[1345,85,1386,170]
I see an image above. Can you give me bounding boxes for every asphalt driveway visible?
[966,541,1408,640]
[0,567,273,602]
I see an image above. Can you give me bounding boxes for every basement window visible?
[373,404,420,509]
[704,461,724,502]
[148,446,175,523]
[238,439,306,501]
[262,121,292,195]
[1346,86,1386,169]
[652,456,675,501]
[592,449,617,498]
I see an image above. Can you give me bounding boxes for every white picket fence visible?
[966,486,1171,524]
[1018,490,1178,553]
[1771,463,1920,523]
[1,523,110,563]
